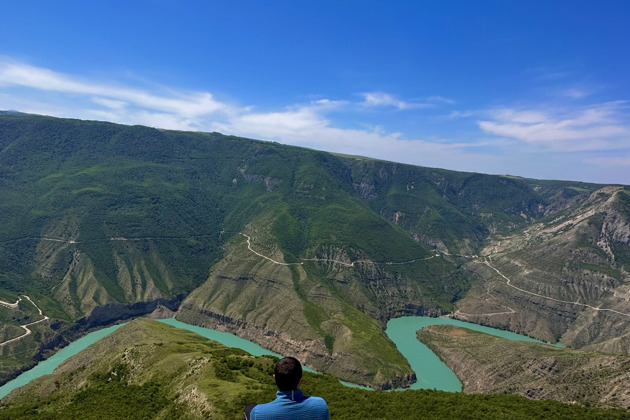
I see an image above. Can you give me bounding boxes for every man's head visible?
[273,357,303,391]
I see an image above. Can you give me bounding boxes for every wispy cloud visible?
[0,59,489,172]
[91,97,127,110]
[585,155,630,167]
[0,58,237,130]
[561,88,589,99]
[1,58,629,184]
[525,65,573,82]
[447,110,475,119]
[427,95,455,104]
[360,92,433,110]
[478,101,630,151]
[211,101,498,174]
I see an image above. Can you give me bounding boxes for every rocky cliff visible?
[419,324,630,409]
[455,186,630,353]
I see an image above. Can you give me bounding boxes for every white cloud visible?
[214,106,323,139]
[427,95,455,104]
[562,88,588,99]
[2,58,629,184]
[211,101,497,174]
[585,155,630,166]
[0,59,236,124]
[360,92,432,110]
[91,97,127,109]
[447,110,475,118]
[478,102,630,151]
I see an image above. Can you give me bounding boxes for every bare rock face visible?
[455,186,630,355]
[173,235,417,390]
[3,114,630,401]
[175,305,416,390]
[147,304,177,319]
[419,325,630,409]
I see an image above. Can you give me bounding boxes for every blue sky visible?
[1,1,629,184]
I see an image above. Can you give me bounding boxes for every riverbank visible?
[1,315,561,398]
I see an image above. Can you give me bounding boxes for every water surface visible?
[1,316,558,398]
[0,323,124,399]
[385,316,559,392]
[158,318,318,372]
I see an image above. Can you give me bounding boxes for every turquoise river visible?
[0,316,557,399]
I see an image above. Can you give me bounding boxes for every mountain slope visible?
[419,324,630,409]
[456,186,630,351]
[2,318,628,419]
[1,113,628,389]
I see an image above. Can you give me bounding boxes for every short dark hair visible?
[274,357,302,391]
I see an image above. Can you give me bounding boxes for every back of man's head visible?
[274,357,302,391]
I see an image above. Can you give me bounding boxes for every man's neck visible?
[277,389,304,400]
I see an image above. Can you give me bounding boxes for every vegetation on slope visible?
[176,232,417,388]
[1,113,627,390]
[457,185,630,351]
[419,325,630,409]
[2,319,628,419]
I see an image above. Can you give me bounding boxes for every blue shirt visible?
[250,389,329,420]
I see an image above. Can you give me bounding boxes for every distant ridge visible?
[2,318,627,419]
[0,110,29,116]
[0,113,628,397]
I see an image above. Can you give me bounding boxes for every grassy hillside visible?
[1,113,628,389]
[2,318,628,419]
[456,186,630,352]
[344,161,556,254]
[420,324,630,409]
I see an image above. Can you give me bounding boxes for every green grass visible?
[1,113,627,394]
[0,113,609,314]
[580,263,623,280]
[2,319,627,420]
[420,325,630,410]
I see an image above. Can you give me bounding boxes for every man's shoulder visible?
[250,394,329,418]
[297,394,329,417]
[252,395,328,409]
[305,395,328,407]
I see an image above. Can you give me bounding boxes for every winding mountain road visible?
[475,259,630,318]
[0,295,49,347]
[241,233,439,267]
[241,233,303,266]
[0,296,22,310]
[3,232,627,348]
[241,233,630,319]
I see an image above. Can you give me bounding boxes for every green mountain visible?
[419,324,630,409]
[456,186,630,353]
[2,318,627,419]
[0,113,628,390]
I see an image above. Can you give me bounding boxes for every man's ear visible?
[297,378,302,388]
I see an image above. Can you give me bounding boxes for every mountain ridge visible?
[419,324,630,409]
[2,318,628,419]
[0,112,628,391]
